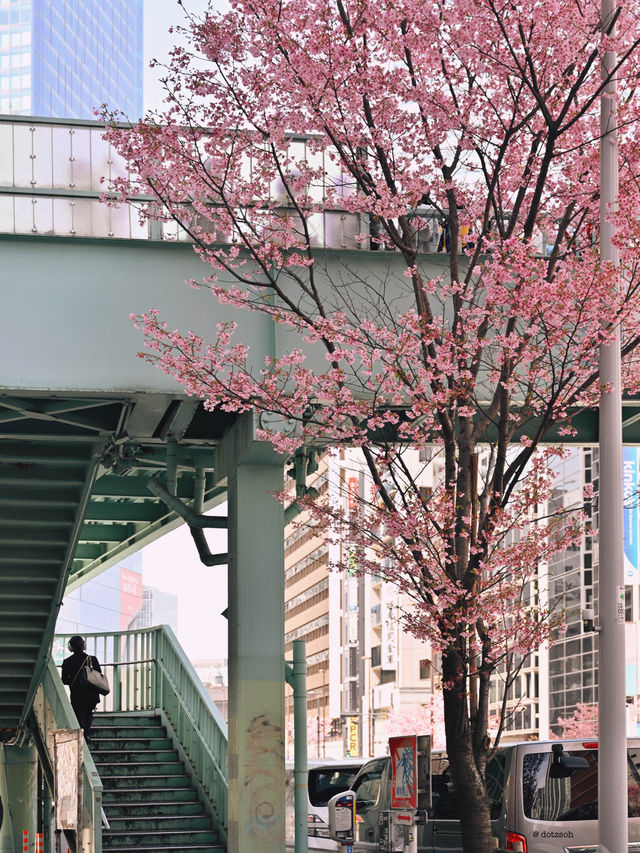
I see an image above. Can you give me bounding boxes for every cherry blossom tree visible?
[102,0,640,848]
[385,696,447,750]
[554,702,599,738]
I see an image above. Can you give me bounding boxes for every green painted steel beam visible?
[91,474,206,499]
[84,501,166,522]
[80,522,137,542]
[74,543,108,560]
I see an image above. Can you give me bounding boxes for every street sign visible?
[417,734,432,810]
[389,735,418,809]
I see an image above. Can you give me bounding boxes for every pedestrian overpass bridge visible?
[1,114,639,853]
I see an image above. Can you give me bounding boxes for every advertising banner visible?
[389,734,418,809]
[380,582,397,670]
[624,446,640,583]
[120,565,143,630]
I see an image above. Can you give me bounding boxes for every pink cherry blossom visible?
[102,1,640,849]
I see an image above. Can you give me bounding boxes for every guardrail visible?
[54,626,228,838]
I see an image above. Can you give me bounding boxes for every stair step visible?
[102,787,198,804]
[103,829,219,846]
[96,761,185,777]
[107,815,212,831]
[101,774,193,790]
[93,749,179,763]
[91,737,173,750]
[93,725,167,738]
[102,846,224,852]
[95,713,159,725]
[105,800,204,817]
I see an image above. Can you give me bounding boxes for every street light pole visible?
[598,0,628,849]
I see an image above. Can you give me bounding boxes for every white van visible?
[285,757,366,851]
[345,739,640,852]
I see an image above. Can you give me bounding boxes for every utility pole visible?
[598,0,628,848]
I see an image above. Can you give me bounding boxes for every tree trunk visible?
[442,652,493,853]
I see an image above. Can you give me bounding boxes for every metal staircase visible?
[94,712,224,852]
[51,627,228,852]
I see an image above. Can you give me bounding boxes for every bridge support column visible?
[226,436,285,853]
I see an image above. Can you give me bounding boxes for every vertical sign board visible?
[417,734,432,809]
[348,716,359,756]
[389,735,418,810]
[623,446,639,583]
[53,730,83,832]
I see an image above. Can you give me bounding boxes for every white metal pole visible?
[598,0,627,849]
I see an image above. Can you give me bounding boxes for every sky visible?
[143,0,213,114]
[140,0,230,661]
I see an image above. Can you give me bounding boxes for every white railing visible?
[0,115,451,251]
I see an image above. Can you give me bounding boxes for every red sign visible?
[120,567,143,630]
[389,735,418,809]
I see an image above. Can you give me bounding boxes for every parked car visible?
[338,739,640,852]
[285,757,367,851]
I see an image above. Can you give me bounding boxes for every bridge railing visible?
[0,115,461,252]
[54,626,228,837]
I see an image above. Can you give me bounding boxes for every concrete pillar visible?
[227,459,285,853]
[0,743,37,853]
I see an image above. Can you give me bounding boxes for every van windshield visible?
[522,748,640,821]
[308,767,361,807]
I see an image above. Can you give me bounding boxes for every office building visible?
[0,0,143,119]
[489,446,640,740]
[130,585,179,634]
[284,449,435,758]
[53,553,144,662]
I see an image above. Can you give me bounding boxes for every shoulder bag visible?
[83,655,110,696]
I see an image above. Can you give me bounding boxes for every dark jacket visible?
[61,651,103,705]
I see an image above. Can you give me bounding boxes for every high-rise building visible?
[0,0,143,119]
[53,553,144,663]
[130,585,179,634]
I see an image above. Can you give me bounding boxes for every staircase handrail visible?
[155,649,228,783]
[154,625,228,835]
[34,657,103,853]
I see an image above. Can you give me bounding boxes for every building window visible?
[420,660,432,680]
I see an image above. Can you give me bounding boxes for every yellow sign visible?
[348,716,358,756]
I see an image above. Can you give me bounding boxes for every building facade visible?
[130,585,179,634]
[284,449,435,759]
[0,0,143,118]
[488,445,640,741]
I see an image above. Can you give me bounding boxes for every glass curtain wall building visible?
[0,0,143,118]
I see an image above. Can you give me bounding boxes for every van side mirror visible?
[549,744,589,778]
[327,791,356,844]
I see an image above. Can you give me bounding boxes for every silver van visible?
[346,739,640,852]
[285,757,366,851]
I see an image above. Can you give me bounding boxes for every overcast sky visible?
[143,0,213,114]
[141,0,229,661]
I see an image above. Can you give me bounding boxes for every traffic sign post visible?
[389,734,431,853]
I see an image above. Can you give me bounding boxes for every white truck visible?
[329,738,640,852]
